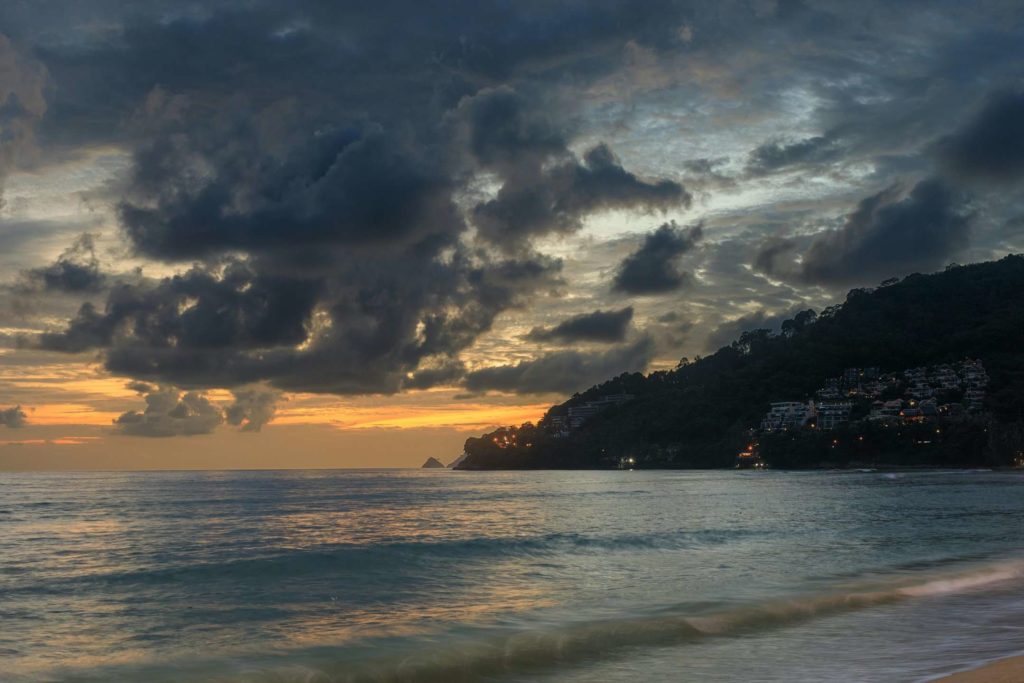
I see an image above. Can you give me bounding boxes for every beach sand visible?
[941,655,1024,682]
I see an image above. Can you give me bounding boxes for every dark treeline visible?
[458,255,1024,469]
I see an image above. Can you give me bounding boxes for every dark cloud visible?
[0,34,47,208]
[456,86,570,170]
[456,86,686,249]
[401,359,468,391]
[22,234,105,293]
[224,388,281,432]
[746,134,845,174]
[752,236,800,280]
[682,158,729,175]
[125,380,155,395]
[0,405,27,428]
[8,0,1024,418]
[463,336,655,395]
[119,120,464,261]
[473,143,689,249]
[525,307,634,344]
[24,1,696,148]
[680,157,736,190]
[653,311,695,335]
[39,260,321,354]
[937,90,1024,181]
[753,179,973,287]
[113,388,223,437]
[20,2,693,401]
[656,311,683,323]
[612,221,703,295]
[796,179,972,286]
[37,251,562,394]
[650,311,695,350]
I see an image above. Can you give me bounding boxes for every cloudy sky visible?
[1,0,1023,468]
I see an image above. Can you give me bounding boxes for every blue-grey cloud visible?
[799,179,972,286]
[224,388,281,432]
[612,222,703,295]
[0,34,47,207]
[937,90,1024,181]
[114,388,223,437]
[747,134,845,175]
[525,307,634,344]
[3,0,1024,412]
[755,179,972,287]
[463,336,655,395]
[473,143,689,249]
[22,234,105,293]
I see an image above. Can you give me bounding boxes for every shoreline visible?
[940,655,1024,682]
[452,465,1020,472]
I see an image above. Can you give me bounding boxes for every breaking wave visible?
[58,557,1024,683]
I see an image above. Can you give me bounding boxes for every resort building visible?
[761,359,989,433]
[761,401,815,431]
[816,402,852,430]
[551,393,636,435]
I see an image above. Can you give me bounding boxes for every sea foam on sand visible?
[940,654,1024,682]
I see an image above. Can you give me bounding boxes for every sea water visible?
[2,469,1023,682]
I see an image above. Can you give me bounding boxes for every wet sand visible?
[941,655,1024,682]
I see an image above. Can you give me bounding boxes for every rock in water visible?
[421,457,446,469]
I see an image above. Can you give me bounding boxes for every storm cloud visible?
[19,1,686,398]
[38,251,563,394]
[0,405,27,428]
[752,179,972,288]
[747,134,845,175]
[473,143,689,249]
[2,1,1024,441]
[798,180,972,286]
[525,307,634,344]
[612,222,703,295]
[937,90,1024,182]
[119,125,464,260]
[22,234,106,293]
[0,34,47,208]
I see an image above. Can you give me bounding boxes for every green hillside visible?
[458,255,1024,469]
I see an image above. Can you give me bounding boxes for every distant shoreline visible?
[453,464,1021,472]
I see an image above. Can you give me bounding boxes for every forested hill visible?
[457,255,1024,469]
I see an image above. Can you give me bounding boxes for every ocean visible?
[2,469,1023,682]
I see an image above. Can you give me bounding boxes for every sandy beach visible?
[942,655,1024,682]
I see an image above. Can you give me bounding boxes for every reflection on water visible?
[1,469,1024,682]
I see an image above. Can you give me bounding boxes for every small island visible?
[421,457,446,469]
[456,256,1024,471]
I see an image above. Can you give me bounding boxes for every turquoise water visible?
[2,469,1023,682]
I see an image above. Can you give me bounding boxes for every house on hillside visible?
[817,402,852,430]
[761,401,815,432]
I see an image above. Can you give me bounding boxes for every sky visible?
[1,0,1023,469]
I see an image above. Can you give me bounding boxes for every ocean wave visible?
[2,528,755,594]
[50,556,1024,683]
[279,558,1024,683]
